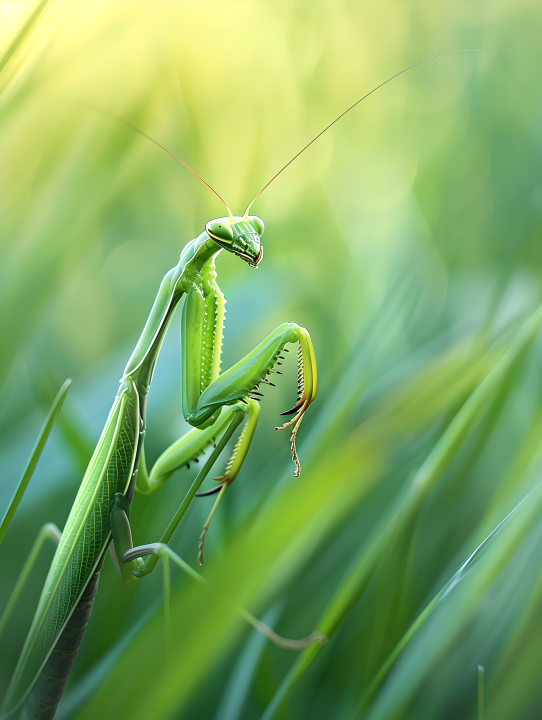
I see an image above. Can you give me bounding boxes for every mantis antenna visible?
[81,104,235,223]
[242,49,487,218]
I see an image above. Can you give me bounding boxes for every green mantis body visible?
[0,214,317,720]
[0,50,484,720]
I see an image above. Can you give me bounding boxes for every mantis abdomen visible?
[3,383,141,719]
[20,563,102,720]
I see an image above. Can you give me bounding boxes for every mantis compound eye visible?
[206,219,234,244]
[248,216,264,236]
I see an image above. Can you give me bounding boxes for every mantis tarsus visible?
[0,50,484,720]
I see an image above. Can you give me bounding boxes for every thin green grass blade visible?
[32,370,94,474]
[0,378,71,546]
[56,603,160,720]
[0,522,61,638]
[352,474,542,717]
[214,605,282,720]
[260,303,542,720]
[362,478,542,719]
[0,0,54,90]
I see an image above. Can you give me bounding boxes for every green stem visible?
[158,412,244,546]
[163,554,171,665]
[0,379,71,546]
[130,411,244,577]
[0,522,61,638]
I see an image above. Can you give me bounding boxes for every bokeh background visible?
[2,1,542,718]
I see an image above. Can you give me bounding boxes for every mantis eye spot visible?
[206,219,234,243]
[248,215,264,236]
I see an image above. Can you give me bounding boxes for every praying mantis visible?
[0,51,484,720]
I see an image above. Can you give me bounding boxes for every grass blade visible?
[0,378,71,546]
[0,522,61,638]
[0,0,53,71]
[352,473,542,716]
[214,605,282,720]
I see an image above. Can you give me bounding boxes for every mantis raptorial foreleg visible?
[184,320,316,559]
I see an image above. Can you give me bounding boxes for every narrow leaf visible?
[0,378,71,546]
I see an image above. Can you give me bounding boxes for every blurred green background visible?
[2,1,542,718]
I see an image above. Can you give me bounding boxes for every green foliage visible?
[2,1,542,719]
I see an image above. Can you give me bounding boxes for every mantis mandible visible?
[0,51,484,720]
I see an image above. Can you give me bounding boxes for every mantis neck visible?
[122,232,222,396]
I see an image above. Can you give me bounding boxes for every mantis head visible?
[98,50,485,270]
[205,215,264,268]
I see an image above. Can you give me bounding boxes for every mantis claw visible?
[279,397,306,416]
[274,338,317,475]
[195,483,226,497]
